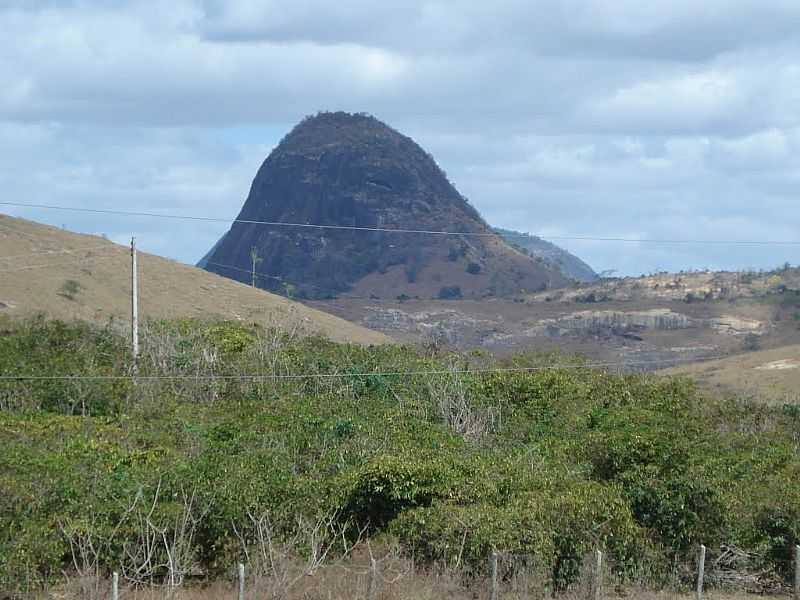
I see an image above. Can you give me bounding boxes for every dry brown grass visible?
[32,550,793,600]
[38,575,791,600]
[663,344,800,404]
[0,215,389,345]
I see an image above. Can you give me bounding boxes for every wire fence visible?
[29,544,800,600]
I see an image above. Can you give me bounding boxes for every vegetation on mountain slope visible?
[495,228,599,283]
[1,317,799,594]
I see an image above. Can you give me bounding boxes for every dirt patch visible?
[755,359,800,371]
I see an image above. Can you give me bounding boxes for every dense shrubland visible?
[1,317,799,593]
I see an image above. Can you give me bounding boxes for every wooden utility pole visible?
[131,237,139,360]
[250,246,262,287]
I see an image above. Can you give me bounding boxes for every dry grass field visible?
[0,214,389,345]
[39,568,791,600]
[663,344,800,404]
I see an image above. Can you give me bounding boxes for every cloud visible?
[0,0,799,276]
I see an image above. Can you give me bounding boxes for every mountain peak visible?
[203,112,567,299]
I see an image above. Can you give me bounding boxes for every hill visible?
[309,264,800,371]
[202,112,568,300]
[0,214,389,345]
[495,227,598,282]
[526,267,800,305]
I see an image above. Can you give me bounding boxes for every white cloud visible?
[0,0,799,275]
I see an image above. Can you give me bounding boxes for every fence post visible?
[794,544,799,600]
[490,550,499,600]
[112,571,119,600]
[367,557,378,600]
[696,545,706,600]
[592,549,603,600]
[238,562,245,600]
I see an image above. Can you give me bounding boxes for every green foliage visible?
[203,322,256,354]
[1,318,799,589]
[58,279,82,301]
[466,262,482,275]
[0,317,130,415]
[438,285,463,300]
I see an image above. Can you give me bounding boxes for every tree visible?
[466,262,482,275]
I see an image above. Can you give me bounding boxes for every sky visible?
[1,0,799,276]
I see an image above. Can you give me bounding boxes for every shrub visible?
[466,262,482,275]
[58,279,81,301]
[1,317,800,587]
[340,453,459,530]
[742,333,761,352]
[438,286,463,300]
[391,481,651,588]
[203,323,256,354]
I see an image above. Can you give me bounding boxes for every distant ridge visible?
[495,228,598,283]
[202,112,568,300]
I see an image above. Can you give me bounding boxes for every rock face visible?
[495,228,598,283]
[202,112,567,299]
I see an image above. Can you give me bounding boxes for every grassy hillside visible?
[2,318,799,596]
[0,214,388,345]
[663,344,800,405]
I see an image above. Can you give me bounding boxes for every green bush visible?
[438,285,463,300]
[1,318,799,588]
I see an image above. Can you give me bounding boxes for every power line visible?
[0,353,727,381]
[205,260,384,301]
[3,201,799,246]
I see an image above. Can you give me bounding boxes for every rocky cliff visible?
[202,112,567,299]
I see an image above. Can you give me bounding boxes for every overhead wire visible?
[204,260,388,301]
[2,201,800,246]
[0,353,728,381]
[0,204,785,379]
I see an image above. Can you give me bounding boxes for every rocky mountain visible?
[495,228,598,283]
[202,112,568,299]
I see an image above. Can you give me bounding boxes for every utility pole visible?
[131,237,139,361]
[250,246,263,287]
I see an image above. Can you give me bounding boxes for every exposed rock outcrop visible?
[202,112,567,299]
